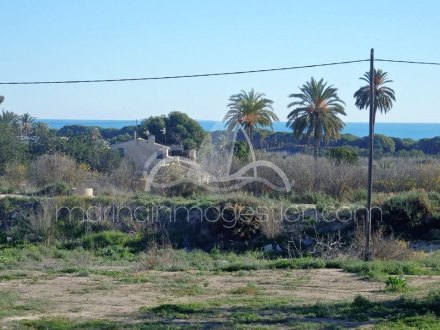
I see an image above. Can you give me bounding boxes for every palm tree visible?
[354,68,396,262]
[20,113,36,137]
[0,110,19,127]
[354,69,396,124]
[287,78,346,159]
[224,89,278,143]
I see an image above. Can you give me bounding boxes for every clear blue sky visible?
[0,0,439,123]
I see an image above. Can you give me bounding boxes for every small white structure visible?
[71,188,94,197]
[111,135,170,170]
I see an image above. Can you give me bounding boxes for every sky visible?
[0,0,439,124]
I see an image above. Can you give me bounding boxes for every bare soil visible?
[2,268,439,327]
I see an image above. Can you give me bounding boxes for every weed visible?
[232,312,260,323]
[230,284,260,295]
[385,276,407,292]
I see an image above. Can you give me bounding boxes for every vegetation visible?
[224,89,279,143]
[140,111,207,150]
[354,68,396,122]
[0,75,439,329]
[287,77,346,158]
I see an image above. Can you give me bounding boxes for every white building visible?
[111,135,170,170]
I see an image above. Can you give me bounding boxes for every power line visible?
[376,59,440,66]
[36,121,136,124]
[0,59,369,85]
[35,120,137,126]
[1,58,439,86]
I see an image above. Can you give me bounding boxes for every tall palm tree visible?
[287,78,346,159]
[20,113,36,137]
[0,110,19,127]
[354,69,396,124]
[224,89,278,143]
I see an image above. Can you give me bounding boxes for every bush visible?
[385,276,407,292]
[36,182,71,196]
[30,154,80,186]
[352,295,374,309]
[327,147,359,165]
[381,191,439,239]
[3,163,28,189]
[270,258,326,269]
[81,231,129,250]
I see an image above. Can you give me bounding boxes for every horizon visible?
[38,118,440,125]
[36,118,440,140]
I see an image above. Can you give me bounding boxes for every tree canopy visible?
[287,77,346,158]
[141,111,206,150]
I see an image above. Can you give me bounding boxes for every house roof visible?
[112,138,170,150]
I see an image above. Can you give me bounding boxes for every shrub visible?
[352,295,374,309]
[385,276,407,292]
[81,231,129,250]
[381,191,439,239]
[36,182,71,196]
[30,154,79,186]
[270,258,326,269]
[3,163,28,189]
[327,147,359,165]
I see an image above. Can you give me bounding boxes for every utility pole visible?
[136,119,139,146]
[365,48,375,261]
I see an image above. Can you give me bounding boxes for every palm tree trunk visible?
[313,128,319,159]
[248,126,253,145]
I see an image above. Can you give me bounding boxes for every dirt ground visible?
[2,267,439,328]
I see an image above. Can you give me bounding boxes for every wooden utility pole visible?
[365,48,375,261]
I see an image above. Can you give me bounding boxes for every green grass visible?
[0,271,29,280]
[3,242,440,280]
[0,290,51,318]
[375,313,440,329]
[147,303,205,318]
[19,318,121,330]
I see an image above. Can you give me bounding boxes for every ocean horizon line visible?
[37,118,440,124]
[36,119,440,140]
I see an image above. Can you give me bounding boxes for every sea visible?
[38,119,440,140]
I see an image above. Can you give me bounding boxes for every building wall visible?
[111,136,170,170]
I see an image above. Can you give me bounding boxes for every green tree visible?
[0,124,27,173]
[0,110,19,128]
[141,112,206,150]
[354,69,396,124]
[28,123,57,156]
[327,147,358,165]
[233,141,250,160]
[19,113,35,137]
[58,125,96,137]
[287,78,346,159]
[224,89,278,143]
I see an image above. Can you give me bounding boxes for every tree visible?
[224,89,278,143]
[20,113,36,137]
[287,78,346,158]
[0,110,19,128]
[141,112,206,150]
[28,123,57,156]
[327,147,358,165]
[0,124,27,173]
[58,125,96,138]
[354,69,396,124]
